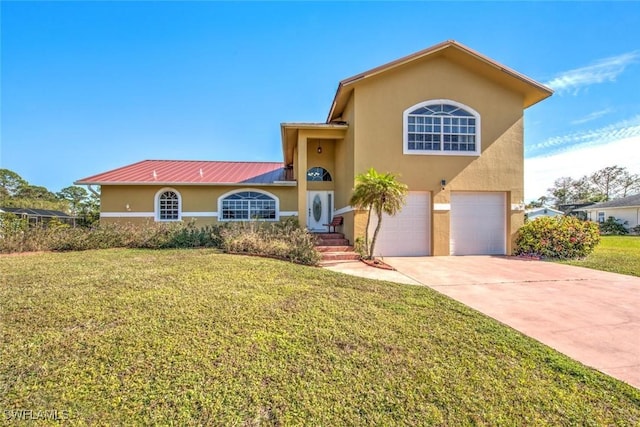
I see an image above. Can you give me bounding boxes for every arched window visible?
[403,99,480,155]
[307,167,332,182]
[155,189,181,221]
[220,190,277,221]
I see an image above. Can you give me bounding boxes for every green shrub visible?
[1,217,318,265]
[599,216,629,235]
[353,236,367,258]
[221,218,320,265]
[515,216,600,259]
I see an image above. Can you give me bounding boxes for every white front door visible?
[307,191,333,231]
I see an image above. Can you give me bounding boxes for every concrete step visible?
[320,251,361,262]
[316,238,350,246]
[314,233,345,240]
[316,245,354,252]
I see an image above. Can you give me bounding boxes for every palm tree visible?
[350,168,408,259]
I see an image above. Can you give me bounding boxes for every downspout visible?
[87,185,100,198]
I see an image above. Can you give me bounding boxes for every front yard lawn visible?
[1,249,639,425]
[560,235,640,277]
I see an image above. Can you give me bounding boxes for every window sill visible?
[403,150,480,156]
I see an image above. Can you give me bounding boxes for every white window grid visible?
[221,192,276,220]
[407,115,477,152]
[407,104,478,153]
[307,167,332,182]
[159,191,179,220]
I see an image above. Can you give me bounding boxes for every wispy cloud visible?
[570,108,614,125]
[527,114,640,156]
[525,136,640,200]
[545,51,639,94]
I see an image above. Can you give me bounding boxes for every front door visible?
[307,191,333,231]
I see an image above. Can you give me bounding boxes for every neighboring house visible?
[0,207,77,226]
[525,206,564,221]
[558,202,594,220]
[583,194,640,229]
[75,40,552,256]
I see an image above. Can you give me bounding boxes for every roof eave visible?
[280,122,348,130]
[280,122,349,165]
[74,181,297,187]
[585,204,640,210]
[327,40,553,120]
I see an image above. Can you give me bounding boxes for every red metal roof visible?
[75,160,288,185]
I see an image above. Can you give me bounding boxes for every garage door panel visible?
[450,192,506,255]
[368,192,430,257]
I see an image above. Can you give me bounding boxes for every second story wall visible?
[334,95,356,210]
[352,55,525,199]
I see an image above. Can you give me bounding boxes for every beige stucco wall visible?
[306,138,336,192]
[100,185,298,226]
[349,56,526,255]
[333,96,357,243]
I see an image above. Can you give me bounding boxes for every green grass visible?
[560,235,640,277]
[1,249,639,425]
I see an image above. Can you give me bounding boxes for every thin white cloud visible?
[545,51,639,94]
[525,136,640,201]
[527,114,640,155]
[570,108,613,125]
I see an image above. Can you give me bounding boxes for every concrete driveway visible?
[324,256,640,388]
[382,256,640,389]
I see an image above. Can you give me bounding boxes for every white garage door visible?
[368,192,430,257]
[450,192,506,255]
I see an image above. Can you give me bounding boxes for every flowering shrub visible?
[515,216,600,259]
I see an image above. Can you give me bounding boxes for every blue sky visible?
[2,1,639,201]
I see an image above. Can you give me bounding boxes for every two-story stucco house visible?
[76,40,553,256]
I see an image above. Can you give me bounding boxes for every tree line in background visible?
[0,168,100,226]
[529,165,640,209]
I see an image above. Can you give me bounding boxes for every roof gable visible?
[75,160,290,186]
[526,206,564,215]
[327,40,553,122]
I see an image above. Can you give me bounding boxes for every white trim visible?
[101,212,154,218]
[154,187,182,222]
[279,211,298,217]
[217,188,280,222]
[333,205,355,215]
[182,212,218,217]
[403,99,481,156]
[433,203,451,211]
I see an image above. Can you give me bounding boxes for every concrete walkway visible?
[324,257,640,389]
